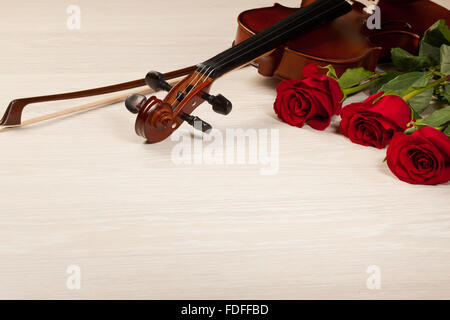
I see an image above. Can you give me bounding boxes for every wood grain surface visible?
[0,0,449,299]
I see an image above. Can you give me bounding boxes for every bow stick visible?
[0,66,195,131]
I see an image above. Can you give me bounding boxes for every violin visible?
[1,0,449,144]
[234,0,450,79]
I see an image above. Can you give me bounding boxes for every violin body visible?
[234,0,450,80]
[371,0,450,58]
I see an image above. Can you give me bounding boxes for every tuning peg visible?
[125,94,147,114]
[202,93,232,115]
[145,71,173,92]
[145,71,232,117]
[181,113,212,133]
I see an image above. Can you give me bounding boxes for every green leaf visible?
[444,125,450,137]
[421,20,450,48]
[444,84,450,103]
[420,42,441,65]
[380,72,427,95]
[338,67,373,89]
[422,106,450,127]
[419,19,450,64]
[411,72,434,88]
[321,65,337,80]
[408,87,434,115]
[370,72,402,94]
[411,109,423,121]
[391,47,432,71]
[440,44,450,74]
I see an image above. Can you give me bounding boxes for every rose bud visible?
[273,64,343,130]
[340,92,411,148]
[386,126,450,185]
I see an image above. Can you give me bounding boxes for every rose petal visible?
[302,63,319,78]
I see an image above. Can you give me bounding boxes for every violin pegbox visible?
[125,69,232,143]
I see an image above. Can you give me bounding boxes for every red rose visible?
[273,64,343,130]
[340,92,411,148]
[386,127,450,185]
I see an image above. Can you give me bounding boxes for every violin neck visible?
[198,0,352,78]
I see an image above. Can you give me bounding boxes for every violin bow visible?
[0,66,195,131]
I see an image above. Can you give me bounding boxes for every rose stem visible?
[342,73,387,99]
[403,73,447,102]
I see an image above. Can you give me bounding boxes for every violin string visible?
[213,1,342,71]
[191,66,215,91]
[180,65,212,103]
[177,65,215,107]
[210,0,339,70]
[185,64,208,91]
[189,65,211,91]
[211,0,348,73]
[169,64,214,107]
[169,64,208,105]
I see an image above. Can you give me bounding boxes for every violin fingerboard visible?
[199,0,352,79]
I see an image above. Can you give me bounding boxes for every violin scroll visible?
[125,69,230,143]
[133,96,176,143]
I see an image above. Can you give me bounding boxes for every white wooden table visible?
[0,0,449,299]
